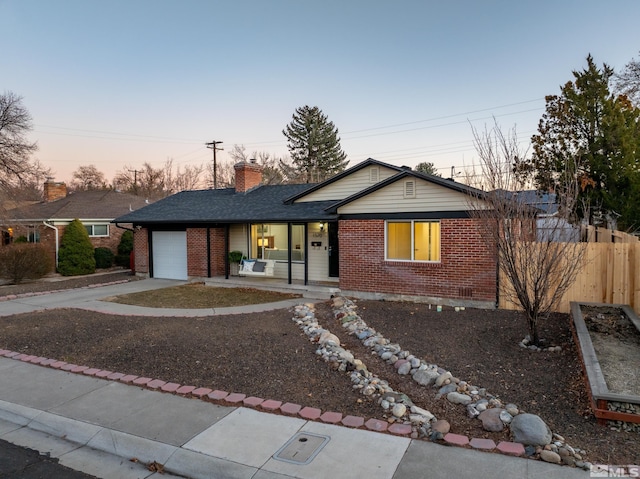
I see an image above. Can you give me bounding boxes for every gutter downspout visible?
[43,221,59,269]
[114,222,134,232]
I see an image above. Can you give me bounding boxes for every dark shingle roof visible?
[113,184,338,225]
[8,190,152,222]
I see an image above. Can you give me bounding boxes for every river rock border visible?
[293,297,592,470]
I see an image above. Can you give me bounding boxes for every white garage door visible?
[152,231,188,280]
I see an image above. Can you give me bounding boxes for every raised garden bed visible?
[571,301,640,432]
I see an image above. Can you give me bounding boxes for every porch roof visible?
[113,183,339,225]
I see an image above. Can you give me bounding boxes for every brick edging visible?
[0,348,526,457]
[0,279,131,302]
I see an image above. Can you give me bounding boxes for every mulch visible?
[0,274,638,465]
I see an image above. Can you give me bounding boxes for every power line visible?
[205,140,224,189]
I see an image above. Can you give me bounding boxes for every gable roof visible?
[7,190,151,222]
[324,169,485,214]
[283,158,406,204]
[113,184,338,225]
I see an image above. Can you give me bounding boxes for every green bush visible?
[57,219,96,276]
[228,250,244,263]
[94,247,114,269]
[13,236,28,243]
[0,243,54,284]
[115,230,134,267]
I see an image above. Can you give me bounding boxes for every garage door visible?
[152,231,188,280]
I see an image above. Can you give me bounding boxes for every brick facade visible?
[177,227,227,278]
[338,218,497,302]
[134,228,149,274]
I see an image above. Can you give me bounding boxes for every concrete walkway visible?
[0,280,590,478]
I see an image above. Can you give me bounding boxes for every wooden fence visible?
[499,228,640,314]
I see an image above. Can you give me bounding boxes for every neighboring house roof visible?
[283,158,406,204]
[6,190,151,222]
[494,190,559,216]
[113,184,338,225]
[323,169,485,214]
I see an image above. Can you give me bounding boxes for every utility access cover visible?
[272,432,330,465]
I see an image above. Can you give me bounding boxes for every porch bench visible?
[238,259,275,277]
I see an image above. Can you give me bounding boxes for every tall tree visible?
[614,51,640,106]
[521,55,640,230]
[283,106,348,183]
[228,144,292,185]
[0,92,39,195]
[414,161,441,176]
[70,165,108,191]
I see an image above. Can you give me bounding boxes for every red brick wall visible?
[134,228,149,274]
[187,227,227,277]
[234,162,262,192]
[187,228,208,277]
[338,218,497,302]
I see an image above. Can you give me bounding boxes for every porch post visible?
[304,223,308,285]
[287,222,292,284]
[206,226,211,278]
[224,224,230,280]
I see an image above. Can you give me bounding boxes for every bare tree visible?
[70,164,108,191]
[614,51,640,106]
[0,92,39,194]
[227,144,293,185]
[467,121,587,345]
[163,158,206,194]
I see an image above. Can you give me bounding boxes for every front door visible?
[328,222,339,277]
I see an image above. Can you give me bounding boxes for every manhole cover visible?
[272,432,330,465]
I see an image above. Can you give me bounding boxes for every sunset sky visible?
[2,0,639,185]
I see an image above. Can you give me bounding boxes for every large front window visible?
[386,220,440,262]
[250,223,305,262]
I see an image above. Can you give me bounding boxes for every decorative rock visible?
[505,403,519,416]
[540,450,561,464]
[466,404,480,418]
[475,400,488,412]
[499,410,513,424]
[410,405,435,422]
[437,384,458,397]
[413,369,439,386]
[397,361,412,375]
[432,419,450,434]
[478,408,505,432]
[435,371,452,387]
[319,331,340,346]
[392,403,407,418]
[510,413,552,446]
[447,392,472,405]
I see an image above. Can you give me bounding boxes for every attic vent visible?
[370,167,379,183]
[403,180,416,198]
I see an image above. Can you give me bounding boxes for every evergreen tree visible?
[283,106,348,182]
[522,55,640,230]
[414,162,441,176]
[58,219,96,276]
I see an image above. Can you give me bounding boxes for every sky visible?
[2,0,640,185]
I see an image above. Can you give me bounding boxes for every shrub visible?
[57,219,96,276]
[0,243,54,284]
[13,236,28,243]
[228,250,244,263]
[115,230,134,267]
[94,247,114,269]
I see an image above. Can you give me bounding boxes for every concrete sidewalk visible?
[0,357,588,479]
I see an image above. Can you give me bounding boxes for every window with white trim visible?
[386,220,440,262]
[85,224,109,237]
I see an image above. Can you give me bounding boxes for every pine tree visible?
[57,219,96,276]
[283,106,348,182]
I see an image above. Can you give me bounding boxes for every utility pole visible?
[205,140,224,189]
[128,169,141,195]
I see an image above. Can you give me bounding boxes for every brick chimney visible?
[234,159,262,193]
[43,179,67,202]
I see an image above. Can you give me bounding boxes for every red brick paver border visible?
[444,433,469,447]
[260,399,282,411]
[496,441,525,456]
[365,419,388,432]
[280,403,301,416]
[320,411,342,424]
[147,379,166,389]
[176,385,196,395]
[191,387,213,398]
[225,393,246,404]
[208,390,229,401]
[132,377,152,386]
[243,396,264,407]
[299,407,321,420]
[388,423,412,436]
[341,415,365,428]
[469,438,496,450]
[161,382,180,393]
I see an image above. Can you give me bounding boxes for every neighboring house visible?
[511,190,581,242]
[2,179,151,267]
[113,159,498,308]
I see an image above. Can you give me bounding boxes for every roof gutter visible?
[42,221,59,268]
[114,222,135,232]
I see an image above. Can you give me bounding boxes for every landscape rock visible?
[413,369,439,386]
[447,392,472,405]
[435,371,452,387]
[432,419,450,434]
[478,408,505,432]
[510,413,552,446]
[540,450,561,464]
[392,403,407,418]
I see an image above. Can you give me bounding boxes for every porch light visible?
[319,223,325,232]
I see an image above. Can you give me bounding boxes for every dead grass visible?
[106,283,301,308]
